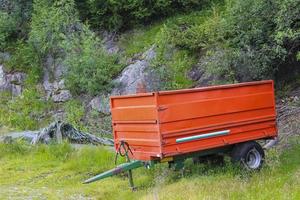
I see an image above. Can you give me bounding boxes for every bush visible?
[155,0,300,83]
[0,0,33,50]
[62,25,122,95]
[0,12,17,49]
[64,100,86,130]
[0,89,52,130]
[163,7,225,51]
[3,41,42,84]
[29,0,78,57]
[79,0,208,31]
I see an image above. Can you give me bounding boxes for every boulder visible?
[0,65,26,96]
[111,46,160,95]
[89,46,161,114]
[42,54,71,102]
[102,31,120,54]
[89,95,110,114]
[52,90,72,103]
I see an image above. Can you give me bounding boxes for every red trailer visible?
[85,80,277,189]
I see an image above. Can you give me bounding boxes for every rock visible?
[54,63,66,80]
[111,46,160,96]
[188,66,204,81]
[42,54,70,102]
[88,46,160,114]
[102,31,120,54]
[52,90,72,102]
[51,109,65,121]
[0,65,26,96]
[0,52,11,62]
[188,49,228,87]
[89,95,110,114]
[11,85,22,96]
[142,46,156,61]
[0,65,6,87]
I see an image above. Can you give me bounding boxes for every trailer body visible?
[110,80,277,161]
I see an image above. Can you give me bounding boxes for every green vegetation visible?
[0,90,52,130]
[63,100,86,130]
[119,0,299,87]
[77,0,208,31]
[0,0,33,50]
[1,0,299,95]
[0,138,300,199]
[62,25,122,95]
[118,23,163,57]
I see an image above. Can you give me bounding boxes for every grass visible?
[118,22,163,57]
[1,138,300,199]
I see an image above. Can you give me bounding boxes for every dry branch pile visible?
[275,98,300,149]
[1,121,114,146]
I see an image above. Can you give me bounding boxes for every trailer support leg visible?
[119,141,137,191]
[128,169,136,191]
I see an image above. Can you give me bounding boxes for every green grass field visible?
[0,138,300,200]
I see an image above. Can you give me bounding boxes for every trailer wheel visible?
[231,141,264,170]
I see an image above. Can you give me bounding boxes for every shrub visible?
[29,0,78,57]
[154,27,196,90]
[3,41,42,84]
[79,0,208,31]
[0,0,33,50]
[0,11,17,49]
[0,89,52,130]
[155,0,300,83]
[63,100,86,130]
[62,25,122,95]
[163,7,225,51]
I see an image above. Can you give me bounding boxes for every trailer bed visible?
[110,80,277,161]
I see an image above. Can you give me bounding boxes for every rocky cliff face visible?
[0,65,26,96]
[89,46,162,114]
[42,55,72,103]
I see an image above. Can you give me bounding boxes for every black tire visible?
[231,141,265,170]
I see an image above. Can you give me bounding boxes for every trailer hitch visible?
[83,141,143,191]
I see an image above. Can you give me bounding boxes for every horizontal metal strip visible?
[158,80,272,96]
[113,120,157,124]
[111,92,155,99]
[176,130,230,143]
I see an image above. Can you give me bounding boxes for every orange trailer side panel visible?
[110,80,277,161]
[158,80,276,157]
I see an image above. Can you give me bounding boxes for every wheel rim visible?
[245,148,261,169]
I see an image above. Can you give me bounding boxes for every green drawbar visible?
[83,160,143,184]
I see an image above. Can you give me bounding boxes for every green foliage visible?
[63,100,86,130]
[207,0,300,82]
[153,0,300,83]
[154,49,196,90]
[29,0,78,57]
[4,41,42,84]
[119,23,162,57]
[79,0,208,31]
[0,0,33,50]
[0,141,31,158]
[63,25,122,95]
[162,7,224,51]
[0,12,17,49]
[0,89,52,130]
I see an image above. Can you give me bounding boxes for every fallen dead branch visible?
[0,121,114,146]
